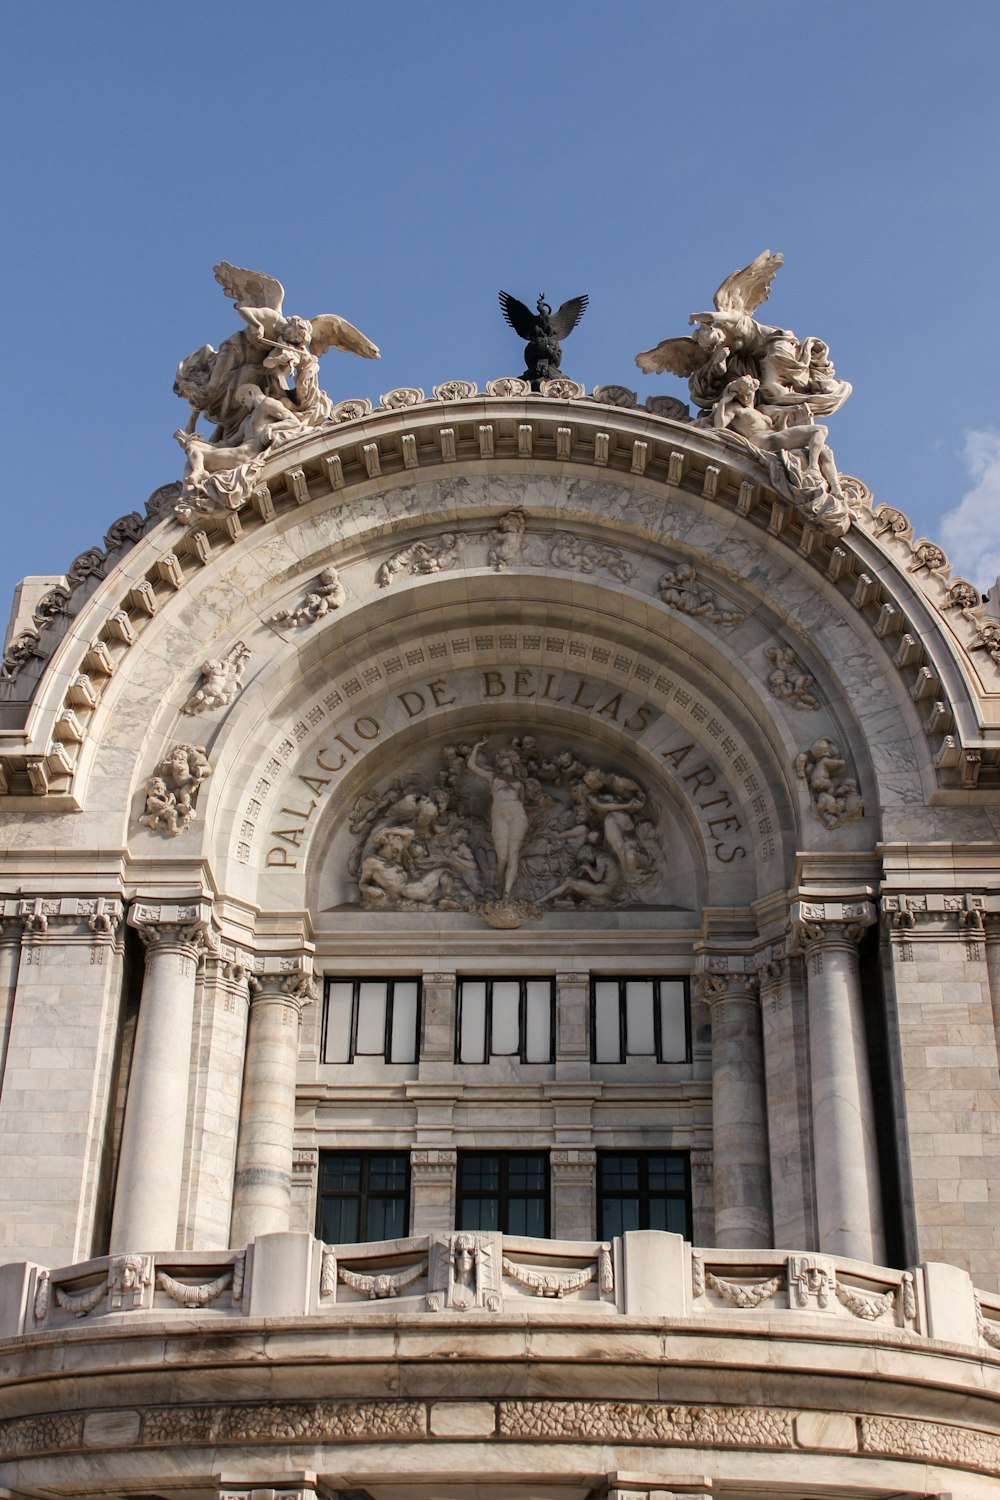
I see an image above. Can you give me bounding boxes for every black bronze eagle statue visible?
[499,291,589,388]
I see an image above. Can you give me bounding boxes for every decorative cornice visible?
[2,387,996,802]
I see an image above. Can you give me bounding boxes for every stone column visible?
[230,961,315,1246]
[758,951,815,1248]
[177,948,253,1250]
[109,900,215,1254]
[792,899,884,1263]
[699,964,772,1248]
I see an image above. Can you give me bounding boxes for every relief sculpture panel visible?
[342,732,676,928]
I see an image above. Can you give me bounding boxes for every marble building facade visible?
[0,260,998,1498]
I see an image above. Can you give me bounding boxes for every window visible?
[456,978,553,1063]
[456,1151,550,1236]
[598,1151,690,1239]
[591,977,690,1063]
[323,978,420,1063]
[316,1151,409,1242]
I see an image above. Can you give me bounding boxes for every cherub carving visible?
[488,510,526,572]
[375,534,462,588]
[182,642,251,715]
[657,562,742,629]
[140,744,213,838]
[765,647,819,711]
[795,738,864,830]
[269,567,346,627]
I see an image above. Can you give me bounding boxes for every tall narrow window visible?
[323,978,420,1063]
[316,1151,409,1242]
[456,978,553,1063]
[591,977,690,1063]
[456,1151,550,1237]
[598,1151,690,1239]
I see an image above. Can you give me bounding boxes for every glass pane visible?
[389,981,419,1062]
[665,1197,688,1236]
[603,1154,639,1191]
[508,1195,546,1237]
[461,1155,499,1191]
[458,1196,499,1231]
[524,981,552,1062]
[324,982,354,1063]
[625,980,655,1055]
[508,1154,545,1191]
[647,1197,668,1231]
[491,980,520,1056]
[320,1196,359,1244]
[658,980,688,1061]
[355,981,388,1055]
[322,1154,361,1191]
[459,981,487,1063]
[368,1154,405,1191]
[594,980,622,1062]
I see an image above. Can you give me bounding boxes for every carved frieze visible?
[348,734,662,926]
[549,532,634,583]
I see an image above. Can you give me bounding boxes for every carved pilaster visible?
[410,1146,457,1236]
[882,890,988,962]
[550,1146,596,1240]
[230,953,316,1246]
[7,894,124,966]
[697,958,770,1248]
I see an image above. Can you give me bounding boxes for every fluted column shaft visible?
[701,969,771,1247]
[110,909,212,1252]
[794,903,884,1262]
[230,969,314,1246]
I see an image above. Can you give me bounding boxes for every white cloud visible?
[939,430,1000,593]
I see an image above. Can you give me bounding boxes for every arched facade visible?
[1,380,999,1497]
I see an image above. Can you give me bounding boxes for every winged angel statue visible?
[172,263,379,515]
[636,252,861,535]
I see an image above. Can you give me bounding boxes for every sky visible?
[3,1,1000,623]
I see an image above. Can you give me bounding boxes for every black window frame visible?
[455,1149,551,1237]
[597,1149,691,1240]
[590,975,691,1064]
[315,1148,410,1243]
[321,976,422,1064]
[455,976,555,1064]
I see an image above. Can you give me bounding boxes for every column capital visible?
[128,898,216,957]
[249,953,317,1009]
[695,964,760,1008]
[790,898,876,953]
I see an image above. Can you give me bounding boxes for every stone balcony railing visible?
[2,1231,999,1358]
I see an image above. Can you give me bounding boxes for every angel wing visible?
[713,250,783,316]
[308,313,380,360]
[499,291,539,340]
[547,295,589,340]
[214,262,285,313]
[635,335,707,377]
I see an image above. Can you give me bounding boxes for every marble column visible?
[700,967,772,1248]
[792,900,884,1263]
[230,965,315,1246]
[110,902,214,1253]
[0,909,22,1091]
[551,1147,597,1239]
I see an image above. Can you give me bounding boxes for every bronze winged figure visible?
[499,290,589,389]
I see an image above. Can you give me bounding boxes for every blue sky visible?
[3,1,1000,620]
